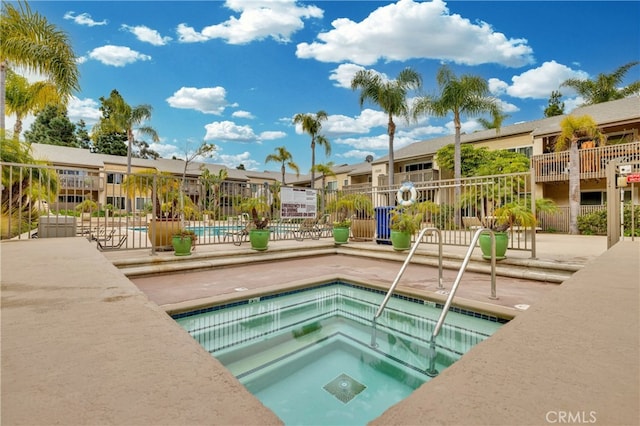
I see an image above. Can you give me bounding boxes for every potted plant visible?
[249,206,270,251]
[346,193,375,241]
[122,170,183,251]
[332,206,351,244]
[172,229,197,256]
[478,198,557,260]
[75,199,98,222]
[389,206,422,251]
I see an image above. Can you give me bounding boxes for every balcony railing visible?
[532,141,640,182]
[378,169,439,186]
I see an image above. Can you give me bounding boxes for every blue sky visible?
[14,0,640,173]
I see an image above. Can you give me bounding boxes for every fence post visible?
[606,160,620,248]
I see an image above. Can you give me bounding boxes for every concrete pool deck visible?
[1,235,638,425]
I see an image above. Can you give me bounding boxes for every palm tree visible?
[265,146,299,185]
[5,68,59,139]
[412,65,499,221]
[561,61,640,105]
[0,1,79,133]
[93,90,159,209]
[311,161,336,214]
[293,110,329,188]
[199,167,228,217]
[351,68,422,187]
[1,137,59,238]
[555,115,605,235]
[477,109,509,134]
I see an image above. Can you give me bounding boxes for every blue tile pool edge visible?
[170,280,509,324]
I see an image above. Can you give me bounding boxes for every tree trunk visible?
[453,113,462,228]
[388,115,396,188]
[310,138,316,189]
[568,138,580,234]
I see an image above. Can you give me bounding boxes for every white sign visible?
[280,187,317,219]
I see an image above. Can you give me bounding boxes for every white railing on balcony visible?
[532,141,640,182]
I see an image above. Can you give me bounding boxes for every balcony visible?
[59,175,102,190]
[531,141,640,183]
[378,169,439,187]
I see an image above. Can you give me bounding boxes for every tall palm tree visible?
[5,68,59,139]
[311,161,336,214]
[412,65,499,215]
[199,167,228,217]
[555,115,605,235]
[93,89,159,175]
[93,90,159,211]
[561,61,640,105]
[477,109,509,134]
[0,1,79,133]
[351,68,422,188]
[265,146,299,185]
[293,110,329,188]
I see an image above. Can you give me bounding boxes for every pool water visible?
[174,282,505,425]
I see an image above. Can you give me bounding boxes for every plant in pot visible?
[172,228,197,256]
[478,198,557,260]
[389,206,422,251]
[332,206,351,245]
[344,193,375,241]
[75,199,98,222]
[122,170,183,251]
[249,206,270,251]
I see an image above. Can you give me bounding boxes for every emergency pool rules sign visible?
[280,187,317,219]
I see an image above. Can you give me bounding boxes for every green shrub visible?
[578,204,640,236]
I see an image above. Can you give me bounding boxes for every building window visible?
[107,197,125,209]
[507,146,533,158]
[327,181,337,191]
[580,191,604,205]
[135,197,152,211]
[58,195,84,203]
[107,173,123,184]
[405,162,432,172]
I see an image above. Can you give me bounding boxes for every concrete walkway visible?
[1,234,637,425]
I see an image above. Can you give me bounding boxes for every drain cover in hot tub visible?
[323,373,366,404]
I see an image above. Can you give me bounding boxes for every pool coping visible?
[162,273,519,321]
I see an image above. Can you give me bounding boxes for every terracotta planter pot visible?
[351,218,375,241]
[148,219,181,251]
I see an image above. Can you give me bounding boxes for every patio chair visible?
[96,234,127,251]
[293,214,326,241]
[222,215,253,246]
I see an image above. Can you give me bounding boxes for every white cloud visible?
[258,131,286,140]
[63,11,107,26]
[218,151,260,170]
[204,121,258,142]
[297,0,534,67]
[176,23,209,43]
[232,110,255,119]
[83,45,151,67]
[500,60,590,99]
[121,24,172,46]
[67,97,102,125]
[177,0,322,45]
[337,149,377,162]
[166,87,230,114]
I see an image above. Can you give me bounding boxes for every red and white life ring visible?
[396,182,417,207]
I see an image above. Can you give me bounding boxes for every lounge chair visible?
[96,234,127,251]
[222,213,255,246]
[293,214,328,241]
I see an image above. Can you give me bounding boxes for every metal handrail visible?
[426,227,497,376]
[370,227,442,347]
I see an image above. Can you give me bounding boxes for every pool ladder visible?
[370,227,499,377]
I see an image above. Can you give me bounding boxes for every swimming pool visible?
[173,281,505,425]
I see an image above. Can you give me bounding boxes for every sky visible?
[11,0,640,173]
